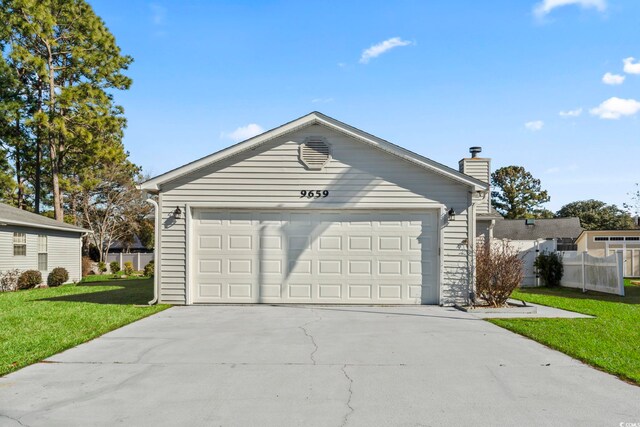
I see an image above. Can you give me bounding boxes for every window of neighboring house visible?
[594,237,609,241]
[610,236,625,241]
[38,235,48,271]
[626,237,640,241]
[13,232,27,256]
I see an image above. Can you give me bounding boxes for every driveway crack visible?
[0,413,30,427]
[340,364,354,427]
[299,309,321,365]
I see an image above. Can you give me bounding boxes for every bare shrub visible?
[475,239,524,307]
[0,269,21,292]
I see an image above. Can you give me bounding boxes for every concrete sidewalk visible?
[0,305,638,426]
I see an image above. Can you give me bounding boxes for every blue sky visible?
[90,0,640,212]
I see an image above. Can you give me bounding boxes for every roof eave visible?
[0,219,91,234]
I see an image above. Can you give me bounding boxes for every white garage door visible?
[191,210,439,304]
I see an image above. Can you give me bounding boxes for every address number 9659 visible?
[300,190,329,199]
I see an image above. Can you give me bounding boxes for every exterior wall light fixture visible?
[173,206,182,219]
[447,208,456,221]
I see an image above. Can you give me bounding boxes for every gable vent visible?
[299,137,331,170]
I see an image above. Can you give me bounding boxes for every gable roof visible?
[493,217,583,240]
[139,111,489,192]
[0,203,90,234]
[575,228,640,244]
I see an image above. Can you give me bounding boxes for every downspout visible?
[145,196,160,305]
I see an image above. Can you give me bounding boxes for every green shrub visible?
[144,261,154,277]
[123,261,134,276]
[17,270,42,290]
[110,261,120,274]
[47,267,69,287]
[98,261,107,274]
[534,251,564,287]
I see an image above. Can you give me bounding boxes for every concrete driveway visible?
[1,305,639,426]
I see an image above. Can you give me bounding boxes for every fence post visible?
[581,251,587,292]
[119,252,123,271]
[616,251,625,297]
[137,252,141,271]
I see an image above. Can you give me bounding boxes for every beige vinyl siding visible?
[158,125,473,305]
[0,226,82,283]
[459,158,490,215]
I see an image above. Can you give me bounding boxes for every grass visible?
[490,279,640,385]
[0,277,169,377]
[81,274,149,283]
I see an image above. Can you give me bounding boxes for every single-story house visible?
[493,217,583,251]
[576,229,640,277]
[139,112,490,305]
[492,217,583,286]
[0,202,90,283]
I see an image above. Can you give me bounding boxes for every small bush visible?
[17,270,42,290]
[0,269,21,292]
[110,261,120,274]
[47,267,69,287]
[144,261,154,277]
[98,261,107,274]
[534,251,564,287]
[475,240,524,307]
[123,261,134,276]
[82,256,93,277]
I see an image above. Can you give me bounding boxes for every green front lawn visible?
[491,280,640,385]
[0,278,169,377]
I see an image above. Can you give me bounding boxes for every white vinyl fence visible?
[494,239,556,287]
[105,253,154,272]
[561,251,625,296]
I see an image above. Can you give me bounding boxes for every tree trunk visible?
[47,46,64,222]
[35,84,43,214]
[14,118,23,209]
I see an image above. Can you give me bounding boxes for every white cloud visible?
[559,107,583,117]
[149,3,167,25]
[359,37,413,64]
[590,97,640,119]
[220,123,264,141]
[525,120,544,131]
[623,57,640,75]
[602,72,625,85]
[533,0,607,18]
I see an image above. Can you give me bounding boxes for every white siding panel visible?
[0,226,82,283]
[157,126,473,305]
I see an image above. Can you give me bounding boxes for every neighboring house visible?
[139,111,489,305]
[493,217,583,286]
[493,217,583,251]
[0,202,90,283]
[576,230,640,277]
[109,235,153,253]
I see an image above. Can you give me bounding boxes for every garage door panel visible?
[192,210,438,304]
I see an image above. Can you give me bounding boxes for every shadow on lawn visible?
[38,278,154,305]
[517,284,640,305]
